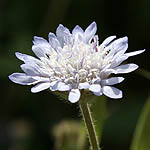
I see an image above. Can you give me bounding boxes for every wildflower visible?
[9,22,145,103]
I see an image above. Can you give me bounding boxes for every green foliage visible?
[131,97,150,150]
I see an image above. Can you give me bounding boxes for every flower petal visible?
[112,63,138,74]
[93,91,103,96]
[21,64,41,76]
[49,81,59,91]
[33,36,48,45]
[48,32,61,49]
[9,73,36,85]
[68,89,81,103]
[78,82,90,89]
[91,77,101,84]
[32,76,50,82]
[31,82,50,93]
[32,45,53,58]
[56,24,71,46]
[15,52,41,64]
[72,25,84,40]
[125,49,145,57]
[84,21,97,43]
[89,84,101,93]
[103,86,122,99]
[15,52,27,61]
[32,37,54,58]
[110,36,128,54]
[111,54,129,68]
[101,77,125,86]
[57,82,71,91]
[101,36,116,46]
[72,25,84,35]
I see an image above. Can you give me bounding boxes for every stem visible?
[79,101,100,150]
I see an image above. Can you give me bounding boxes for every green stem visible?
[79,101,100,150]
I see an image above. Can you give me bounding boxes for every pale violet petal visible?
[110,55,129,68]
[103,86,122,99]
[56,24,70,36]
[48,32,61,49]
[50,81,58,86]
[49,81,59,91]
[112,63,138,74]
[78,82,90,89]
[32,44,52,58]
[48,32,56,40]
[56,24,71,46]
[21,64,41,76]
[84,21,97,43]
[68,89,81,103]
[33,36,48,45]
[21,60,49,77]
[72,25,84,40]
[101,36,116,46]
[32,76,50,82]
[57,82,71,91]
[15,52,26,61]
[89,84,101,93]
[101,77,125,86]
[93,91,103,96]
[9,73,36,85]
[125,49,145,57]
[15,52,41,64]
[72,25,84,35]
[100,67,114,79]
[32,45,45,58]
[31,82,50,93]
[91,77,101,84]
[111,36,128,54]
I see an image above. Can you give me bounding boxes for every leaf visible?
[130,97,150,150]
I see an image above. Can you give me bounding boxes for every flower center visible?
[41,40,112,86]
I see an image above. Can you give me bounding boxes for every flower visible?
[9,22,145,103]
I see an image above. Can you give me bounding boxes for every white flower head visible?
[9,22,145,103]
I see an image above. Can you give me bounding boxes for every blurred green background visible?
[1,0,150,150]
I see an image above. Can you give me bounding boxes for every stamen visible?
[93,35,99,52]
[105,49,111,55]
[96,47,98,52]
[46,53,50,59]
